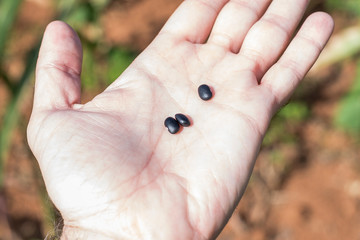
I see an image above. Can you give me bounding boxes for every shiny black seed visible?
[198,84,213,101]
[175,113,191,127]
[164,117,180,134]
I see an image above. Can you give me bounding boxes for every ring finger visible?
[207,0,271,53]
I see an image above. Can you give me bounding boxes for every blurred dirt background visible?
[1,0,360,239]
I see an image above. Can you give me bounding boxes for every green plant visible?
[0,0,22,59]
[326,0,360,16]
[107,48,136,84]
[58,0,137,90]
[335,60,360,135]
[0,0,26,186]
[262,102,309,147]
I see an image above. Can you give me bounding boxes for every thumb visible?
[33,21,83,111]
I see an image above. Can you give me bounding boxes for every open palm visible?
[27,0,333,239]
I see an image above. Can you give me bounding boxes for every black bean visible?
[164,117,180,134]
[198,84,213,101]
[175,113,191,127]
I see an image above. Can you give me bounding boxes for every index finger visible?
[160,0,229,43]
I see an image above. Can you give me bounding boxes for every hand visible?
[27,0,334,239]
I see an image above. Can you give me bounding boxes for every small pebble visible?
[175,113,191,127]
[164,117,180,134]
[198,84,213,101]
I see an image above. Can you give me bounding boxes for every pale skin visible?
[27,0,334,239]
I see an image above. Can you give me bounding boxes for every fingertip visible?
[39,21,82,68]
[45,20,71,32]
[305,12,335,39]
[308,11,334,27]
[44,20,80,43]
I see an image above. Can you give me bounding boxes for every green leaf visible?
[335,61,360,133]
[278,102,309,121]
[82,45,98,90]
[0,0,23,58]
[89,0,111,11]
[326,0,360,16]
[106,48,136,84]
[0,44,39,186]
[262,102,308,147]
[66,3,93,29]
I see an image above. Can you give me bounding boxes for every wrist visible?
[61,225,117,240]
